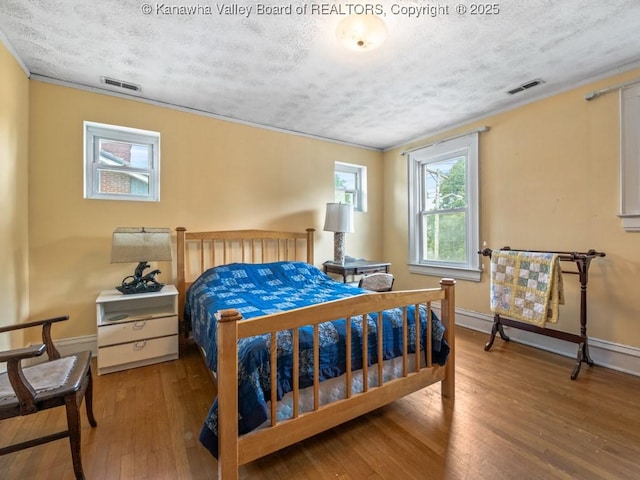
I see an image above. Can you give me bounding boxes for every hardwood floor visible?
[2,327,639,479]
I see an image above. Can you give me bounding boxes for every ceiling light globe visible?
[336,14,387,52]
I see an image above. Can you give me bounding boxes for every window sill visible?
[408,263,482,282]
[87,194,159,202]
[620,214,640,232]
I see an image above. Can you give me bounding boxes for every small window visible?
[408,133,481,281]
[334,162,367,212]
[84,122,160,202]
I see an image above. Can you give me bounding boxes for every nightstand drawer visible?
[98,335,178,370]
[323,260,390,283]
[358,266,388,274]
[97,315,177,347]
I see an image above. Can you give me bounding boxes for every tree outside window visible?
[422,156,467,263]
[408,132,480,281]
[334,162,367,212]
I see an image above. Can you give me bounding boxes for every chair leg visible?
[65,395,85,480]
[85,368,98,427]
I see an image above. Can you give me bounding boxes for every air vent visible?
[100,76,141,93]
[507,78,545,95]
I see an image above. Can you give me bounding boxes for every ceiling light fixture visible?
[336,14,387,52]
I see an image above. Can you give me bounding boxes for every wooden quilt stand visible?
[479,247,605,380]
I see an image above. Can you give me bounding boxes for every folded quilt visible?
[490,250,564,327]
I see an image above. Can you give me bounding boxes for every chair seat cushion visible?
[0,351,91,411]
[359,273,394,292]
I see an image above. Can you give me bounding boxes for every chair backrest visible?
[358,272,394,292]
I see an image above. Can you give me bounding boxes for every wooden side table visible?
[323,260,391,283]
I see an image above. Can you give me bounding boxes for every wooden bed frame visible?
[175,227,456,480]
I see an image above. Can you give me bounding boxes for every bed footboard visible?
[216,279,456,479]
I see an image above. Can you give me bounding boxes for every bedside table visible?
[323,260,391,283]
[96,285,179,375]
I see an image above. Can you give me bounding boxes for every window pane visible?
[99,139,151,169]
[97,168,150,195]
[334,162,367,213]
[422,156,467,211]
[85,122,160,202]
[335,171,357,190]
[422,212,467,263]
[335,190,354,205]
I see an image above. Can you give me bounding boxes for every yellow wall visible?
[28,81,383,340]
[0,42,30,349]
[384,67,640,348]
[7,46,640,350]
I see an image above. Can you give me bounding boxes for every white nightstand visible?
[96,285,179,375]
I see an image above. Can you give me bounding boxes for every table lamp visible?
[111,227,172,294]
[323,203,354,264]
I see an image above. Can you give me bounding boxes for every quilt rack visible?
[478,247,606,380]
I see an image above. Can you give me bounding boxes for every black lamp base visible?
[116,261,165,295]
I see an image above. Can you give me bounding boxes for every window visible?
[84,121,160,201]
[408,133,481,281]
[334,162,367,212]
[620,83,640,231]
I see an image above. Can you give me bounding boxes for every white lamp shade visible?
[111,227,173,263]
[336,14,387,52]
[323,203,354,233]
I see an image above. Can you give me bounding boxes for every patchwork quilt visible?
[184,261,450,458]
[490,250,564,327]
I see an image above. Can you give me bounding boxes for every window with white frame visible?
[408,133,481,281]
[84,121,161,202]
[334,162,367,212]
[620,83,640,231]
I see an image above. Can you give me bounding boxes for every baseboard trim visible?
[433,306,640,377]
[55,334,98,358]
[14,335,98,368]
[51,312,640,378]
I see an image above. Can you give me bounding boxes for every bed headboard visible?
[175,227,315,335]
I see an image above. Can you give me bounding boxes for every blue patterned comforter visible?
[184,261,449,458]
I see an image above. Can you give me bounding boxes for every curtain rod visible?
[585,77,640,101]
[400,126,490,156]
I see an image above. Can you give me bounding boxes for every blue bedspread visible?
[184,261,449,458]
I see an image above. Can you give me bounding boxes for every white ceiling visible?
[1,0,640,150]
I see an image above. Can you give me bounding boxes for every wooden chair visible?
[358,272,395,292]
[0,316,97,479]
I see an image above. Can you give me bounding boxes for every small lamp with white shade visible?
[323,203,354,265]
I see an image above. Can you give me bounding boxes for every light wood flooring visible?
[1,327,639,479]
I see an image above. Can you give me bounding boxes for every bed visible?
[176,227,456,480]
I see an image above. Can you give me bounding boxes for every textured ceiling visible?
[1,0,640,149]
